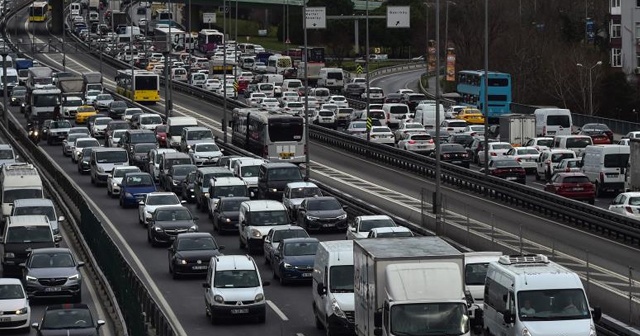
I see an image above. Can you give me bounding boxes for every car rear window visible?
[566,138,592,148]
[552,153,575,162]
[411,134,431,141]
[604,153,629,168]
[562,176,590,184]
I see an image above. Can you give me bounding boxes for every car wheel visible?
[90,174,95,185]
[119,197,124,207]
[209,313,217,325]
[148,232,158,247]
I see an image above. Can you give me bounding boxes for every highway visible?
[7,5,640,336]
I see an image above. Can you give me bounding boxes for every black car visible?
[167,232,224,279]
[296,196,348,232]
[10,86,27,106]
[163,164,197,193]
[384,93,403,103]
[426,129,450,144]
[108,100,128,119]
[31,304,105,336]
[448,134,474,147]
[343,83,365,97]
[402,93,427,111]
[212,196,250,233]
[432,143,471,168]
[147,206,198,247]
[257,163,304,200]
[77,147,95,174]
[130,143,157,169]
[180,171,197,202]
[579,123,614,143]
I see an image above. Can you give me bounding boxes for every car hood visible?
[144,204,178,213]
[220,210,240,219]
[522,320,592,336]
[249,224,290,236]
[98,162,128,173]
[154,220,196,229]
[94,125,108,130]
[193,151,222,158]
[307,209,345,218]
[175,249,222,260]
[288,198,305,207]
[49,127,71,133]
[37,327,98,336]
[0,298,28,311]
[332,293,355,311]
[28,267,78,278]
[282,255,315,267]
[214,286,262,302]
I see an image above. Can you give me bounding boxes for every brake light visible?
[470,132,476,136]
[443,154,450,158]
[448,128,454,131]
[565,168,571,172]
[408,140,416,144]
[493,168,505,174]
[626,206,634,214]
[490,152,497,156]
[428,139,434,144]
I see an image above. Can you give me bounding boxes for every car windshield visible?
[214,270,260,288]
[135,144,156,153]
[96,151,128,163]
[212,185,247,197]
[172,165,196,176]
[272,229,309,242]
[110,122,130,130]
[29,252,75,268]
[561,176,590,184]
[111,102,127,108]
[95,118,112,125]
[51,121,72,128]
[76,139,100,148]
[360,218,396,232]
[330,265,354,293]
[126,109,142,116]
[187,130,212,140]
[6,226,52,243]
[124,175,154,186]
[562,160,579,168]
[537,139,553,147]
[351,122,366,129]
[604,153,629,168]
[146,194,179,205]
[448,121,467,127]
[289,187,322,199]
[372,127,391,133]
[441,144,465,152]
[97,94,113,100]
[307,198,341,211]
[220,199,246,211]
[0,284,24,299]
[131,132,156,143]
[177,237,217,251]
[268,168,302,181]
[551,153,575,162]
[465,263,490,286]
[249,210,289,226]
[238,165,259,177]
[69,128,89,135]
[375,231,413,238]
[518,149,539,155]
[518,289,590,321]
[155,209,192,221]
[42,309,94,329]
[113,168,140,178]
[65,99,83,106]
[0,149,14,159]
[3,189,43,203]
[195,144,219,152]
[284,241,318,256]
[14,206,55,220]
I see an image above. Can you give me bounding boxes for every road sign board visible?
[366,117,373,130]
[356,65,363,74]
[305,7,326,29]
[203,13,216,24]
[387,6,410,28]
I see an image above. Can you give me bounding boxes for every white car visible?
[123,108,143,122]
[462,125,485,136]
[369,126,395,145]
[108,129,126,148]
[203,78,222,92]
[303,96,320,110]
[623,131,640,139]
[367,226,414,238]
[94,93,114,111]
[504,146,540,172]
[328,95,348,108]
[361,87,385,100]
[189,142,223,166]
[282,101,304,115]
[478,142,513,166]
[238,71,254,81]
[248,92,266,107]
[260,98,280,111]
[440,119,468,133]
[522,137,554,152]
[397,132,435,153]
[0,278,30,331]
[346,215,397,240]
[396,89,414,95]
[71,137,100,163]
[253,61,267,73]
[321,103,338,113]
[107,166,141,197]
[84,90,102,105]
[61,96,84,118]
[394,121,426,143]
[91,117,113,138]
[279,91,300,104]
[138,192,185,226]
[609,192,640,219]
[554,158,582,174]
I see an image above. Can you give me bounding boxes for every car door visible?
[610,194,625,214]
[297,199,308,226]
[273,242,285,276]
[263,229,275,258]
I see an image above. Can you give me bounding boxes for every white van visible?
[581,145,629,196]
[552,135,593,155]
[483,254,600,336]
[203,255,269,323]
[382,103,410,128]
[0,163,43,219]
[189,72,207,87]
[233,158,267,197]
[206,177,249,214]
[238,200,291,254]
[464,251,502,328]
[166,116,198,149]
[71,3,81,16]
[414,102,446,129]
[318,68,345,92]
[262,74,283,86]
[311,87,331,104]
[282,79,303,92]
[171,67,188,82]
[534,108,573,137]
[312,240,355,336]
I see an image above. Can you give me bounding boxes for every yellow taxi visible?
[146,62,159,71]
[75,105,97,124]
[456,108,485,125]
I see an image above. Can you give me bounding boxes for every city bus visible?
[231,108,306,164]
[115,69,160,104]
[456,70,512,120]
[29,2,48,22]
[197,29,224,55]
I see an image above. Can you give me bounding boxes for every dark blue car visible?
[272,237,319,285]
[119,172,157,208]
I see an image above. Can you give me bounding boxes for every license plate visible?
[322,223,335,227]
[279,152,293,159]
[548,131,556,135]
[506,177,518,181]
[169,236,176,240]
[231,309,249,314]
[0,317,10,322]
[452,161,462,164]
[192,265,208,270]
[302,273,313,277]
[45,287,62,292]
[573,188,583,191]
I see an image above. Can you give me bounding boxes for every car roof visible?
[554,172,588,177]
[262,162,298,168]
[304,196,337,202]
[0,277,22,285]
[13,198,54,207]
[213,255,256,271]
[176,232,214,239]
[242,200,286,211]
[30,247,72,254]
[281,237,319,244]
[370,227,412,233]
[286,182,318,189]
[7,215,50,226]
[357,215,393,221]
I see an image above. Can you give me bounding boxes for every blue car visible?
[119,172,157,208]
[272,237,319,285]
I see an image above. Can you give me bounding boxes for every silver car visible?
[22,248,84,302]
[62,134,89,157]
[189,142,223,166]
[12,198,64,235]
[94,93,114,111]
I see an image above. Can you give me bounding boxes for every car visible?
[609,192,640,219]
[10,86,27,106]
[440,119,469,133]
[618,139,630,146]
[31,304,105,336]
[401,93,427,111]
[523,137,554,152]
[90,116,113,138]
[279,91,300,105]
[504,146,540,173]
[282,101,305,115]
[61,134,89,157]
[281,182,322,219]
[477,142,513,166]
[119,172,157,208]
[74,105,98,125]
[555,158,582,174]
[104,120,131,146]
[535,149,577,181]
[40,119,53,140]
[432,143,471,168]
[21,248,84,302]
[296,196,348,232]
[346,215,397,240]
[108,129,126,147]
[107,100,128,119]
[260,97,280,111]
[462,125,485,136]
[397,132,435,153]
[456,108,485,125]
[71,137,100,163]
[147,205,198,247]
[84,89,102,105]
[393,121,426,143]
[0,278,30,332]
[247,92,266,107]
[369,126,395,145]
[45,120,72,145]
[544,172,595,204]
[107,166,141,198]
[189,142,223,166]
[204,78,222,92]
[448,133,475,148]
[480,158,527,184]
[211,196,250,234]
[93,93,114,111]
[138,191,185,226]
[345,120,368,138]
[272,237,320,285]
[168,232,224,279]
[77,147,96,174]
[367,226,414,238]
[623,131,640,139]
[361,87,385,101]
[384,93,404,104]
[61,96,84,119]
[122,107,143,122]
[579,123,613,144]
[343,83,365,97]
[262,226,310,267]
[161,164,197,193]
[130,143,157,169]
[328,95,348,108]
[155,125,169,148]
[68,127,91,137]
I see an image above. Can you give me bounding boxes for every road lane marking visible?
[267,300,289,321]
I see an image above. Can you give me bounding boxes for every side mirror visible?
[31,323,39,329]
[316,282,326,296]
[58,216,65,222]
[181,200,186,204]
[139,201,144,206]
[218,245,225,250]
[19,263,25,268]
[193,216,199,221]
[349,227,356,232]
[202,282,211,288]
[77,261,85,267]
[592,306,602,322]
[503,311,514,324]
[342,206,348,210]
[264,237,270,243]
[54,235,62,243]
[97,320,106,327]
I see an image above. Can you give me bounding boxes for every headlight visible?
[189,225,198,232]
[283,262,293,269]
[213,295,224,303]
[194,155,200,159]
[112,182,119,187]
[187,145,191,149]
[15,307,27,315]
[145,212,152,218]
[338,214,347,220]
[306,215,320,221]
[68,274,80,281]
[270,188,278,192]
[250,229,262,238]
[4,252,14,258]
[522,328,531,336]
[25,275,38,282]
[255,293,264,302]
[204,192,209,197]
[331,298,346,319]
[172,180,179,185]
[176,258,187,265]
[97,166,105,173]
[153,226,162,232]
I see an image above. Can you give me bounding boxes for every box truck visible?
[499,114,536,146]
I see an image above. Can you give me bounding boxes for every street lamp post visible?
[223,0,228,142]
[444,1,455,53]
[365,0,371,142]
[576,61,602,116]
[423,2,430,71]
[1,51,7,125]
[303,0,310,179]
[434,0,442,234]
[483,0,489,174]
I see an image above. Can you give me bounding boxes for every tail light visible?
[493,169,505,175]
[443,154,450,158]
[625,206,634,214]
[565,168,571,172]
[516,158,522,162]
[428,139,434,144]
[462,153,468,157]
[447,128,454,131]
[490,152,497,156]
[408,140,416,144]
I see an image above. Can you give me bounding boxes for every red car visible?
[544,172,595,204]
[481,158,526,184]
[155,125,168,147]
[578,123,613,144]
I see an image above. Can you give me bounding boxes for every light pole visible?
[223,0,228,142]
[434,0,442,234]
[423,2,430,70]
[235,0,238,48]
[365,0,371,142]
[444,1,455,54]
[1,50,7,125]
[303,0,310,179]
[483,0,489,174]
[577,61,602,116]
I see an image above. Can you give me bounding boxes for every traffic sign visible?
[366,117,373,130]
[203,13,216,24]
[356,65,363,74]
[305,7,326,29]
[387,6,410,28]
[233,81,239,92]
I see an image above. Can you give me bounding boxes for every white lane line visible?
[266,300,289,321]
[296,333,305,336]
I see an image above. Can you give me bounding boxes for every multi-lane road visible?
[6,5,640,336]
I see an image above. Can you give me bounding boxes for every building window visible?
[611,48,622,67]
[611,23,621,38]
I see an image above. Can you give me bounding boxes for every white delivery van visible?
[312,240,355,336]
[382,103,410,128]
[0,163,43,220]
[318,68,345,92]
[414,102,446,129]
[311,87,331,104]
[166,116,198,149]
[171,67,188,82]
[238,200,291,254]
[581,144,629,196]
[534,108,573,137]
[207,176,249,215]
[464,251,503,328]
[552,135,593,156]
[282,79,303,92]
[484,254,600,336]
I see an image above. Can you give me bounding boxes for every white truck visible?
[625,138,640,191]
[354,237,472,336]
[57,76,85,118]
[82,72,103,95]
[26,67,53,91]
[498,114,536,146]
